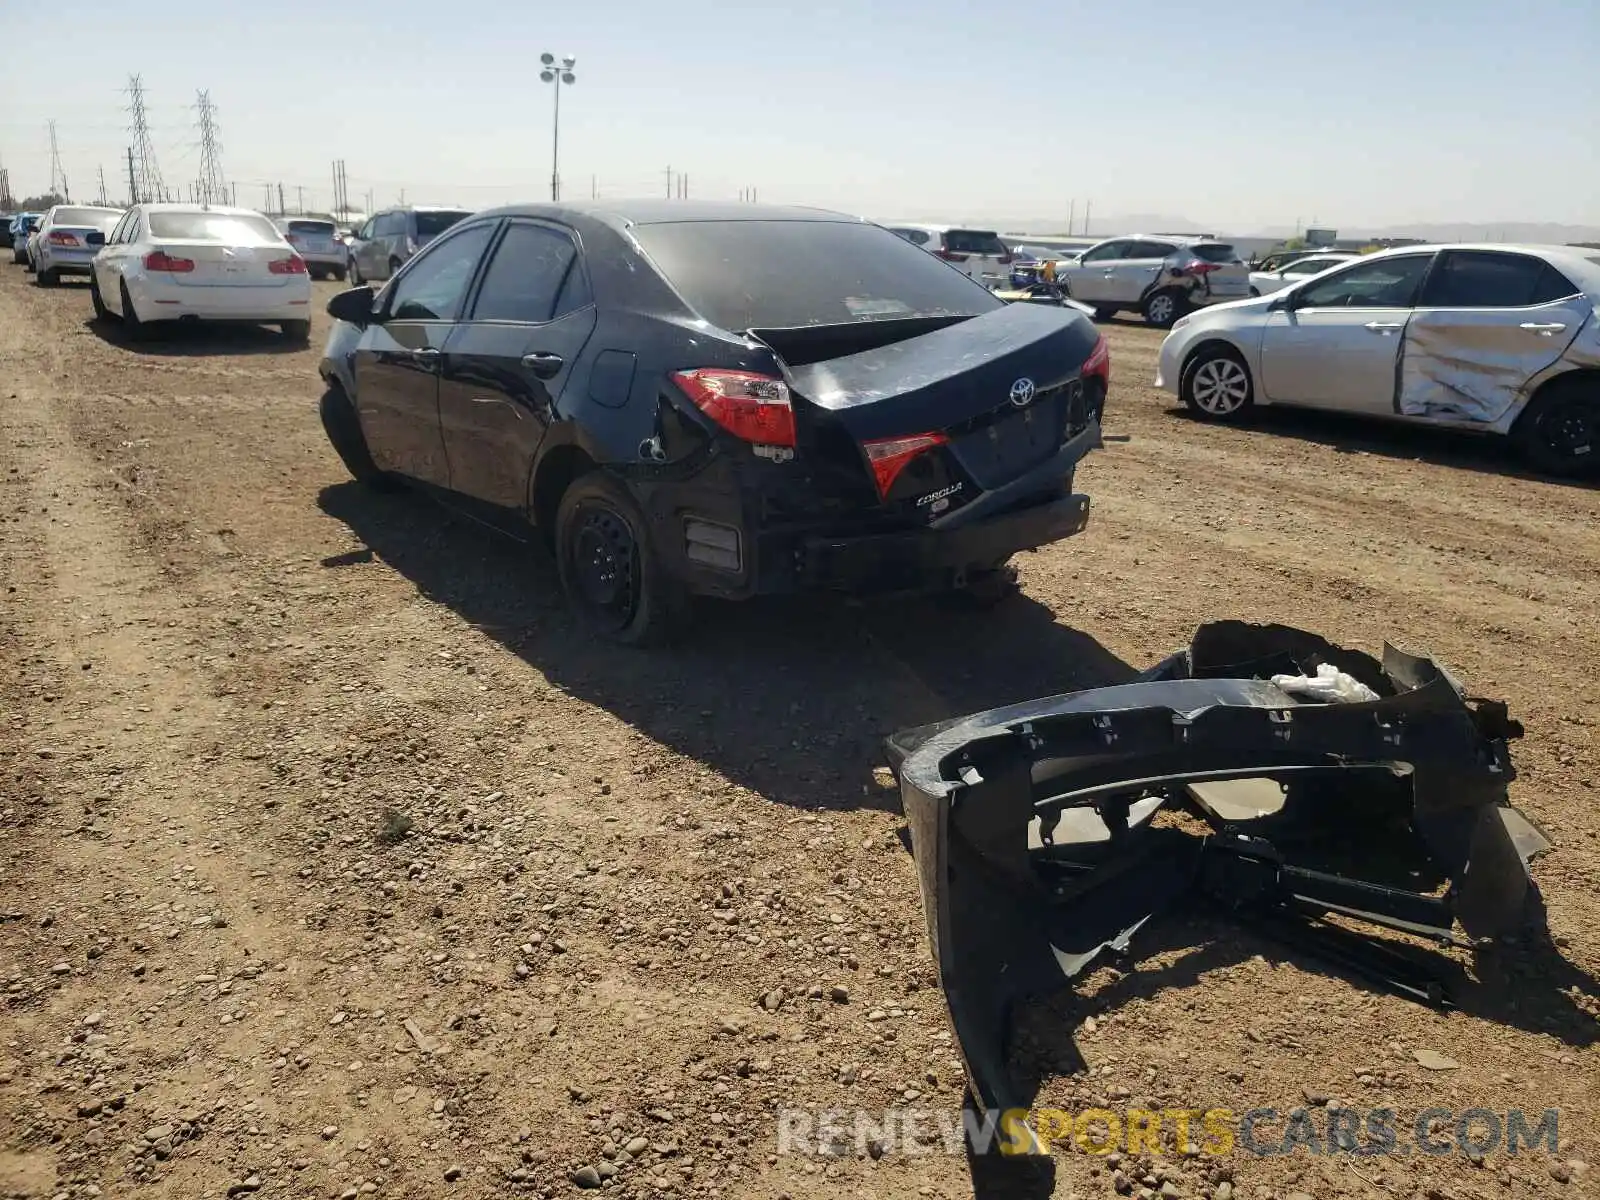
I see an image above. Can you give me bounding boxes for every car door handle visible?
[521,352,564,379]
[1364,322,1405,333]
[1519,322,1566,334]
[410,348,441,367]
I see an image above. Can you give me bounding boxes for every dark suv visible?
[318,202,1109,643]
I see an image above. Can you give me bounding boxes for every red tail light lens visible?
[862,432,948,499]
[935,248,969,263]
[1080,333,1111,386]
[269,255,309,275]
[673,369,796,447]
[1181,259,1221,276]
[144,251,195,273]
[48,231,80,246]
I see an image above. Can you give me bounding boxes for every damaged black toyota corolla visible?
[317,202,1107,643]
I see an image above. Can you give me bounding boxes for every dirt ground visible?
[0,264,1595,1200]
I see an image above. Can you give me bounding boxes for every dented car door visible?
[1399,249,1592,422]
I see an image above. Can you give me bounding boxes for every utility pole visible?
[664,165,673,198]
[96,165,107,205]
[230,181,237,206]
[125,74,165,205]
[126,148,137,207]
[194,90,226,205]
[679,173,687,199]
[277,182,285,214]
[1083,200,1091,236]
[1068,199,1075,235]
[47,120,69,200]
[591,174,596,199]
[0,156,14,211]
[297,185,304,213]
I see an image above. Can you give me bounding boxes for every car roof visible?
[468,199,867,230]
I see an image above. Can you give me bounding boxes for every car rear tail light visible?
[48,231,80,246]
[1179,259,1221,276]
[269,255,309,275]
[144,250,195,273]
[862,432,948,499]
[935,249,969,263]
[1080,333,1110,386]
[673,369,796,448]
[284,233,300,244]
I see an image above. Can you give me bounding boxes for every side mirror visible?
[327,285,378,327]
[85,230,106,247]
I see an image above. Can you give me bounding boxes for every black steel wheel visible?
[1513,376,1598,477]
[555,473,687,646]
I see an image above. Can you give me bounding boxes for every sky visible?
[2,0,1595,233]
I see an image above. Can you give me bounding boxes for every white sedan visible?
[88,203,314,341]
[1247,252,1357,296]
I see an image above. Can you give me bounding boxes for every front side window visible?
[1079,240,1130,264]
[1297,254,1433,308]
[470,223,581,323]
[386,223,495,322]
[1418,251,1578,308]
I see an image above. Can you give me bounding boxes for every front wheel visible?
[319,386,397,490]
[555,473,688,646]
[332,266,347,283]
[1512,376,1598,477]
[1181,347,1254,421]
[348,257,363,286]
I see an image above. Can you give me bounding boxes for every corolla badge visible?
[1009,377,1036,407]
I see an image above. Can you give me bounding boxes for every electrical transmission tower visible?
[194,90,226,205]
[125,74,166,204]
[0,155,13,210]
[47,121,69,200]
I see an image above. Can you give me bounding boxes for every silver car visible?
[1055,236,1250,327]
[346,205,472,285]
[272,216,347,281]
[1155,244,1600,476]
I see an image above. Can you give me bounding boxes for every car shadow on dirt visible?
[316,480,1136,817]
[83,316,306,357]
[1167,405,1597,489]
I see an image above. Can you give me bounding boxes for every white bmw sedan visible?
[1155,244,1600,476]
[88,203,314,342]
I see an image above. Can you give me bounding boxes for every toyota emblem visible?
[1009,377,1036,407]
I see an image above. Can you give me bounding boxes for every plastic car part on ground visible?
[886,621,1550,1179]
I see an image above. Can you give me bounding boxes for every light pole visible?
[540,52,576,202]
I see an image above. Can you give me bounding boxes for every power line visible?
[195,90,226,206]
[126,75,166,203]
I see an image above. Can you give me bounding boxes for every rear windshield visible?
[148,212,283,243]
[633,220,1003,331]
[285,220,336,235]
[55,207,121,230]
[944,229,1007,256]
[415,210,472,237]
[1190,243,1238,263]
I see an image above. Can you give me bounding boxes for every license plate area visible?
[948,392,1065,489]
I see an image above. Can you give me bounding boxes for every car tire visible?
[1249,286,1262,297]
[119,282,149,340]
[387,257,402,280]
[1142,288,1185,328]
[281,319,312,344]
[348,257,363,286]
[555,472,689,647]
[1092,305,1117,322]
[90,274,109,321]
[1181,345,1254,421]
[938,560,1020,610]
[319,386,397,491]
[332,267,347,283]
[1511,375,1598,478]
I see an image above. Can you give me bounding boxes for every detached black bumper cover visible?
[887,622,1547,1155]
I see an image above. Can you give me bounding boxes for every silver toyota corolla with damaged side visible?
[1155,244,1600,475]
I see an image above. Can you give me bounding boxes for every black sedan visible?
[318,201,1109,644]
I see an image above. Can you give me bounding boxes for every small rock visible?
[572,1165,603,1188]
[1413,1049,1460,1071]
[761,989,785,1012]
[443,1164,462,1181]
[1113,1169,1132,1194]
[1303,1088,1330,1106]
[76,1100,103,1118]
[1215,1183,1233,1200]
[625,1137,649,1155]
[51,963,71,976]
[1548,1162,1571,1184]
[1286,1193,1315,1200]
[144,1125,173,1143]
[226,1176,263,1197]
[321,1125,339,1139]
[829,985,850,1003]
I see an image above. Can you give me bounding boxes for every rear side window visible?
[470,223,580,323]
[1190,243,1237,263]
[1419,251,1578,308]
[942,229,1006,255]
[1127,241,1179,259]
[889,227,931,246]
[632,220,1002,331]
[148,212,282,243]
[414,210,472,238]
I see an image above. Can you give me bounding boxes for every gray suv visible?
[1054,236,1250,327]
[346,205,473,285]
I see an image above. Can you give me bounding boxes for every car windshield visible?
[1190,243,1237,263]
[55,207,121,230]
[633,219,1004,330]
[944,229,1007,256]
[148,212,284,243]
[415,211,472,237]
[285,220,336,235]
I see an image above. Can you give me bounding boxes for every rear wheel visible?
[35,267,56,287]
[1512,376,1598,477]
[1181,346,1253,421]
[280,319,311,344]
[119,282,148,340]
[89,273,109,321]
[387,257,402,279]
[1142,287,1185,328]
[555,472,688,646]
[332,266,347,283]
[319,386,397,490]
